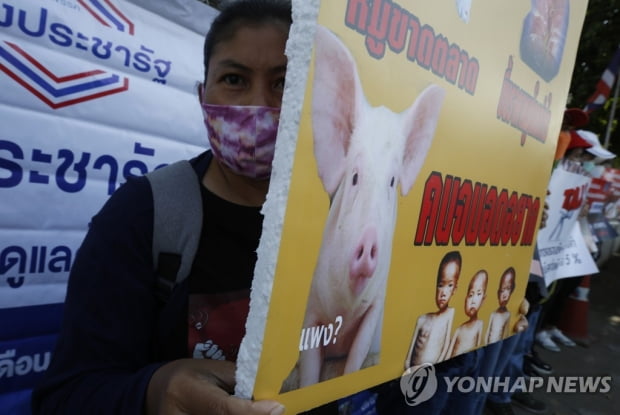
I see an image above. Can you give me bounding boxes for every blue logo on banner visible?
[0,2,174,108]
[0,41,129,109]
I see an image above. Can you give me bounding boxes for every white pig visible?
[289,26,446,390]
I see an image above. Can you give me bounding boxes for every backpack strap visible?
[146,160,203,302]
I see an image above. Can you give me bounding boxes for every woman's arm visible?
[32,177,163,414]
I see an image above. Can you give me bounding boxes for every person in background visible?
[574,129,618,257]
[553,108,590,166]
[536,128,594,353]
[537,126,617,355]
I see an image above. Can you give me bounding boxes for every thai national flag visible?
[583,45,620,114]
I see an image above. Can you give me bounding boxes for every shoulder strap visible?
[146,160,203,300]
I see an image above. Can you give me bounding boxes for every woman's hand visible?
[146,359,285,415]
[513,298,530,333]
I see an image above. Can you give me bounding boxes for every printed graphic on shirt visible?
[188,290,250,361]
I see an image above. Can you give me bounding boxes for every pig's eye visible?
[352,173,358,186]
[390,177,395,187]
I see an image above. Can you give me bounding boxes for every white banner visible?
[0,0,217,310]
[1,0,218,409]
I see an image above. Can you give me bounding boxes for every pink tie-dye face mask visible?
[201,103,280,180]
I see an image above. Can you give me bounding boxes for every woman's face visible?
[203,23,288,108]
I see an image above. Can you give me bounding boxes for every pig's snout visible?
[349,227,379,296]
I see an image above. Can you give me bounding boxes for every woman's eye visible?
[274,77,285,91]
[352,172,358,186]
[390,176,395,187]
[223,74,244,86]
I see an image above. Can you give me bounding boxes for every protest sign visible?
[537,163,599,285]
[237,0,589,412]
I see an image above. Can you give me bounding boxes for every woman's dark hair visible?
[203,0,292,80]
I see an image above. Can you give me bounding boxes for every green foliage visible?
[569,0,620,164]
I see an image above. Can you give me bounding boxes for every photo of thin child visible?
[405,251,461,368]
[485,266,516,344]
[448,269,488,358]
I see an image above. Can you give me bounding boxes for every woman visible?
[32,1,291,414]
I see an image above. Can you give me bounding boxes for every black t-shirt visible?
[191,179,263,294]
[186,170,263,361]
[154,152,262,361]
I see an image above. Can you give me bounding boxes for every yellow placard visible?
[244,0,588,413]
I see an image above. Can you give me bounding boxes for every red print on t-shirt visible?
[187,290,250,361]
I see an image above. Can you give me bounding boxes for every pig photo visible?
[281,26,445,392]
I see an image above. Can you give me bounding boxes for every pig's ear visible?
[399,85,446,196]
[312,26,363,195]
